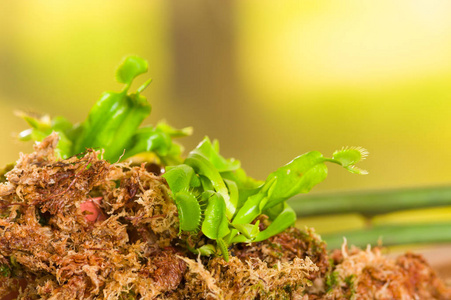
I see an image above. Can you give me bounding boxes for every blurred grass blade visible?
[323,223,451,250]
[372,206,451,225]
[289,185,451,217]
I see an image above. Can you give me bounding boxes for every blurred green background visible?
[1,0,451,194]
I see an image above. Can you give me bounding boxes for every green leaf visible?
[231,221,260,240]
[221,167,262,191]
[231,193,266,225]
[163,164,200,194]
[232,177,276,225]
[16,112,51,141]
[124,126,171,159]
[156,121,193,138]
[224,179,239,216]
[254,202,296,242]
[196,244,216,256]
[192,137,240,172]
[198,175,214,192]
[174,190,202,232]
[16,111,51,131]
[202,193,230,239]
[264,201,285,220]
[185,152,234,218]
[123,123,192,163]
[16,112,74,159]
[116,55,148,85]
[264,151,328,209]
[51,116,73,133]
[74,91,151,161]
[232,151,339,226]
[221,167,263,210]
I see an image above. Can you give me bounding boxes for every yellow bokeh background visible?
[1,0,451,194]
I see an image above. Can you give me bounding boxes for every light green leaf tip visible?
[333,147,369,174]
[116,55,148,85]
[15,111,51,131]
[345,165,369,175]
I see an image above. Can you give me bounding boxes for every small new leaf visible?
[116,55,148,85]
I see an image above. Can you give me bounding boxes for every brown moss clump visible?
[0,133,183,299]
[1,133,451,299]
[172,255,317,300]
[233,226,329,282]
[323,242,451,300]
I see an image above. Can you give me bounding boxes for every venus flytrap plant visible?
[17,55,368,261]
[163,137,368,260]
[18,55,190,164]
[73,56,152,161]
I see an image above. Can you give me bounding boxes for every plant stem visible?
[322,223,451,250]
[288,185,451,217]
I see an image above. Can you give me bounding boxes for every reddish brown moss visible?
[233,227,329,282]
[1,134,451,299]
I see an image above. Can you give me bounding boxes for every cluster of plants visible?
[18,55,368,260]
